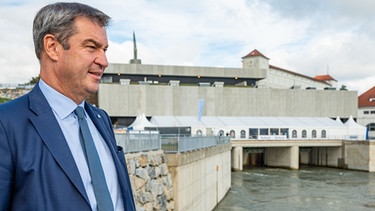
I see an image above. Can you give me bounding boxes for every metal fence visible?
[115,132,230,153]
[115,131,161,153]
[161,135,230,153]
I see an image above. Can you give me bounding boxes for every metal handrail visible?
[161,135,230,153]
[115,131,161,153]
[115,132,231,153]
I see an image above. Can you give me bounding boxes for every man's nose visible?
[95,50,108,68]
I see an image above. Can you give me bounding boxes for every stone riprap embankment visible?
[126,150,174,211]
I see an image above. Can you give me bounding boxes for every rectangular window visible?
[369,124,375,131]
[260,128,269,135]
[249,128,258,139]
[270,128,279,135]
[100,76,113,83]
[364,111,369,114]
[371,111,375,114]
[280,128,289,138]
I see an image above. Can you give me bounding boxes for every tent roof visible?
[129,113,155,129]
[344,116,364,128]
[150,116,346,128]
[336,116,343,124]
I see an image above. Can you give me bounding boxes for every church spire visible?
[130,31,141,64]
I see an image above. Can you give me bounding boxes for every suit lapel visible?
[28,85,90,204]
[85,105,113,147]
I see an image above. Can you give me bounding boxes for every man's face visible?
[55,16,109,104]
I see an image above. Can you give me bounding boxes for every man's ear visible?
[43,34,60,61]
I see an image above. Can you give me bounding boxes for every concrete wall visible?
[106,63,266,80]
[99,84,357,118]
[231,141,375,172]
[343,140,375,172]
[124,145,232,210]
[300,151,310,164]
[310,147,342,167]
[166,144,231,211]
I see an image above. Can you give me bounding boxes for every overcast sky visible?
[1,0,374,95]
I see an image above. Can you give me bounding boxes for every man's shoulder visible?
[0,84,44,118]
[0,94,29,119]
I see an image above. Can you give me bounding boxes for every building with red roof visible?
[241,49,333,90]
[357,86,375,138]
[315,74,337,87]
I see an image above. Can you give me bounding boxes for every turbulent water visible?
[215,166,375,211]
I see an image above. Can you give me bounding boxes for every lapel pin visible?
[97,114,101,119]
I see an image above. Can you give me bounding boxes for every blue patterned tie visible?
[74,106,114,211]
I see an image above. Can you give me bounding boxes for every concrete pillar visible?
[231,146,243,171]
[265,146,299,169]
[290,146,299,170]
[369,141,375,172]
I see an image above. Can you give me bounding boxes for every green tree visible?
[29,75,40,84]
[340,85,348,91]
[19,74,40,86]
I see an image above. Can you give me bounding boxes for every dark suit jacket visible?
[0,84,135,210]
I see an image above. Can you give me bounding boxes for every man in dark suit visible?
[0,2,136,210]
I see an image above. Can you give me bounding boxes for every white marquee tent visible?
[344,116,368,140]
[128,113,155,130]
[149,116,368,140]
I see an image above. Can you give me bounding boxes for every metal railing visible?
[161,135,230,153]
[115,132,231,153]
[115,131,161,153]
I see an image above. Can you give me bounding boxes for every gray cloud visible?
[1,0,374,94]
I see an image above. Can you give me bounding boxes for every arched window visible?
[302,130,307,138]
[321,130,327,138]
[230,130,235,138]
[218,130,224,136]
[196,129,202,136]
[312,130,317,138]
[292,130,297,138]
[240,130,246,138]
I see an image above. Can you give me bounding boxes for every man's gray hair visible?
[33,2,111,60]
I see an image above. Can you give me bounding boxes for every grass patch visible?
[0,97,10,104]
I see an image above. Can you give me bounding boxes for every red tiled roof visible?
[269,65,330,85]
[243,49,330,86]
[314,74,337,82]
[242,49,269,60]
[358,86,375,108]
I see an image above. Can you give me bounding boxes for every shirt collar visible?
[39,79,84,119]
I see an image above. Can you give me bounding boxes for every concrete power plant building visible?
[92,48,357,127]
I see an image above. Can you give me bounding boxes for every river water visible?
[215,166,375,211]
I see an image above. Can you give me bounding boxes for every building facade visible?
[96,49,357,126]
[357,86,375,139]
[242,50,334,90]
